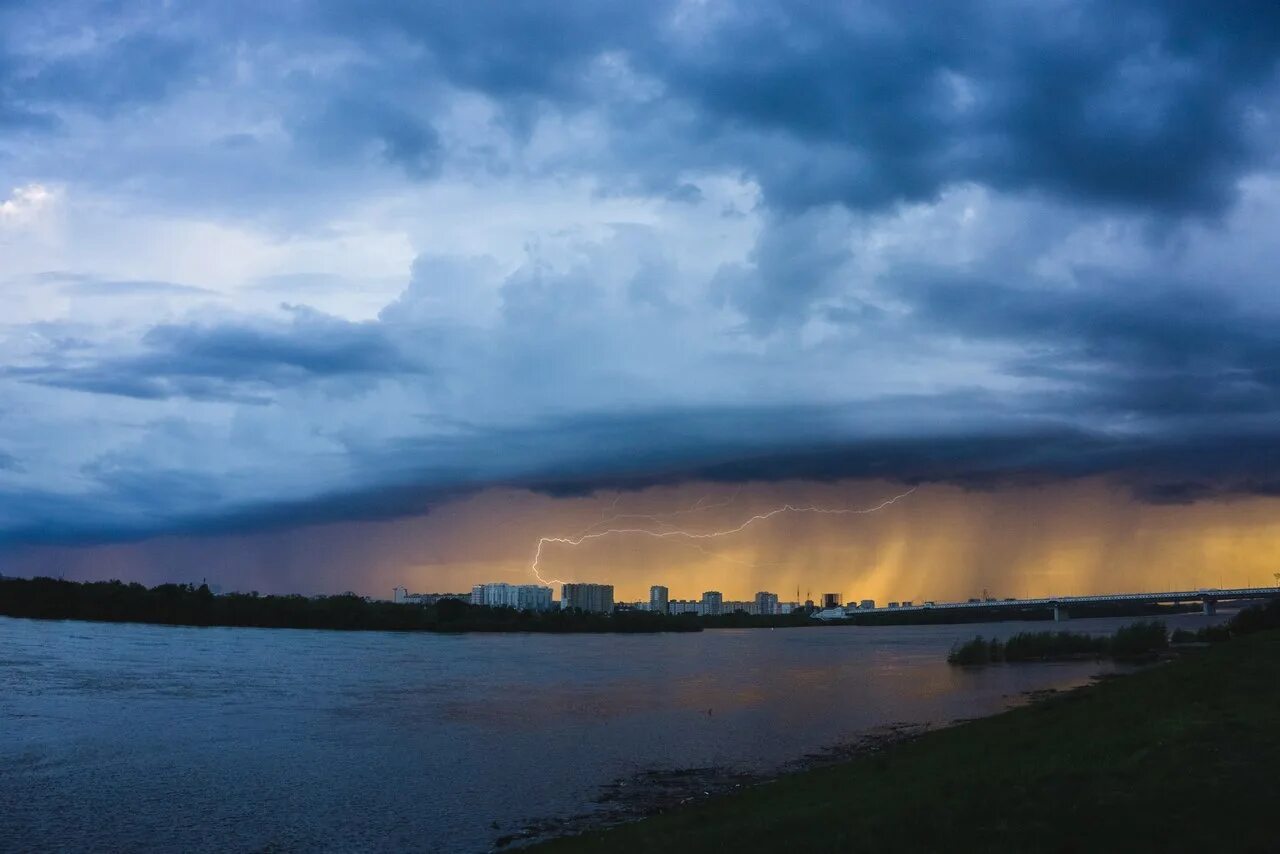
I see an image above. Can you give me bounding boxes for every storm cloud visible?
[2,0,1280,550]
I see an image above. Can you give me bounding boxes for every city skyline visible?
[9,476,1280,601]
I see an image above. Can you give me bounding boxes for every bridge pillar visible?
[1202,599,1217,616]
[1053,605,1069,622]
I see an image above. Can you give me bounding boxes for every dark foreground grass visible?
[538,630,1280,853]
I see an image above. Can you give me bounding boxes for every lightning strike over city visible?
[530,487,918,585]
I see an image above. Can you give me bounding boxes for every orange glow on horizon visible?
[22,477,1280,601]
[387,478,1280,604]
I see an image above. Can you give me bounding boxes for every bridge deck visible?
[854,586,1280,614]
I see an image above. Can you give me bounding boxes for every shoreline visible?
[500,722,938,850]
[531,633,1280,852]
[505,673,1121,849]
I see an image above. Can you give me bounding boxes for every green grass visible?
[537,630,1280,853]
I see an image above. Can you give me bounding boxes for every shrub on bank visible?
[1108,621,1169,658]
[1003,630,1109,661]
[948,621,1168,665]
[1167,601,1280,645]
[1229,598,1280,636]
[947,636,1000,665]
[1171,625,1231,644]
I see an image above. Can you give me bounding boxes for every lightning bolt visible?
[567,488,743,540]
[531,486,917,586]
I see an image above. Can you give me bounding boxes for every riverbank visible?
[0,577,701,634]
[536,629,1280,852]
[1,576,1208,634]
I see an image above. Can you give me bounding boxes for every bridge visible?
[853,586,1280,621]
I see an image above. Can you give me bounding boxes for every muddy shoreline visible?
[492,720,933,850]
[491,677,1115,850]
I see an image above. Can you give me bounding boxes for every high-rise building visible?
[561,583,615,613]
[649,585,670,614]
[700,590,724,617]
[468,583,554,611]
[754,591,779,616]
[822,593,841,609]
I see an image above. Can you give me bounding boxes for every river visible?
[0,611,1231,852]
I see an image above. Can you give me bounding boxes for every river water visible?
[0,611,1230,852]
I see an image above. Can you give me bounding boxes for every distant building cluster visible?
[653,589,797,616]
[561,583,615,613]
[393,582,618,614]
[393,580,902,618]
[392,588,469,606]
[469,583,555,611]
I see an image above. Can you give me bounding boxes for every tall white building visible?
[700,590,723,616]
[649,585,669,614]
[754,591,779,615]
[469,583,554,612]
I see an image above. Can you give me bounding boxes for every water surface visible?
[0,611,1229,852]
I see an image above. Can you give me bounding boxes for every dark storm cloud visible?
[711,209,852,331]
[9,308,420,402]
[0,403,1108,545]
[326,0,1280,214]
[4,0,1280,550]
[7,399,1280,548]
[902,271,1280,419]
[8,1,1280,215]
[290,93,443,179]
[21,33,203,113]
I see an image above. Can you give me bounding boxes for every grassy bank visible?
[538,629,1280,852]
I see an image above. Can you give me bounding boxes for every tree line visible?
[0,577,701,634]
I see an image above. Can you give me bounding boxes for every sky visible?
[3,0,1280,600]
